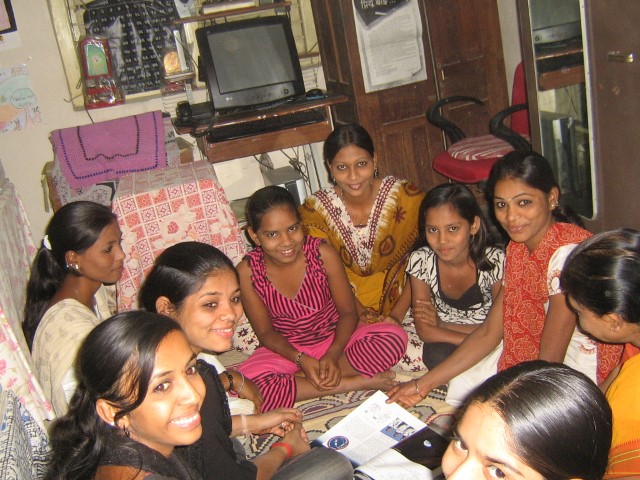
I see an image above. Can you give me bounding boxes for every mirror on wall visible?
[521,0,594,219]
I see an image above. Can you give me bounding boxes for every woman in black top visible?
[46,311,205,480]
[139,241,353,480]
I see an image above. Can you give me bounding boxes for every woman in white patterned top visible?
[398,183,504,375]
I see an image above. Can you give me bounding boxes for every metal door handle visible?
[607,52,634,63]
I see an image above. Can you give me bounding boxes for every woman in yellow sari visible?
[300,124,424,324]
[561,229,640,479]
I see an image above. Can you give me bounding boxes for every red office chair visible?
[427,63,531,185]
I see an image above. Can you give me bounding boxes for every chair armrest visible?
[426,95,484,144]
[489,103,532,153]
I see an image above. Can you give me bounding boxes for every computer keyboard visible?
[206,108,326,143]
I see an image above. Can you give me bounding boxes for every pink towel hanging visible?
[50,111,167,189]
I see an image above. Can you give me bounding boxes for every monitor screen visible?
[196,16,305,113]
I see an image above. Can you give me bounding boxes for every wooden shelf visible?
[172,2,292,26]
[537,65,585,91]
[174,94,347,163]
[535,44,585,91]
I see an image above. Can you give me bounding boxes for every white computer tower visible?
[262,166,308,205]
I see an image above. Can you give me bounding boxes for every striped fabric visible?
[247,236,337,347]
[238,236,408,411]
[448,134,530,161]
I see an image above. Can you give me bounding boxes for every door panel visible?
[311,0,508,194]
[584,0,640,230]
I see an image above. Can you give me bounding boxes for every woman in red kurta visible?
[388,151,622,407]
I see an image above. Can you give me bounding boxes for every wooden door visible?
[583,0,640,231]
[425,0,508,137]
[311,0,508,194]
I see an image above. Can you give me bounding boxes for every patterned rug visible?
[219,350,457,458]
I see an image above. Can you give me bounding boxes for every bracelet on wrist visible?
[414,379,422,397]
[241,414,252,438]
[270,441,293,459]
[225,371,234,393]
[294,351,305,369]
[232,370,245,395]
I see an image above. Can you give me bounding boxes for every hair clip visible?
[42,235,52,251]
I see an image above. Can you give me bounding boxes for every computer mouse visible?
[306,88,325,99]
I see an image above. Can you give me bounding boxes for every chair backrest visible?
[510,63,530,136]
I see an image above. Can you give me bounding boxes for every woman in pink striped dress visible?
[237,186,408,411]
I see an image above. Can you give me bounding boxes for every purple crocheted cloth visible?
[51,111,166,188]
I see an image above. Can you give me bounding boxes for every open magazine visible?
[313,391,448,479]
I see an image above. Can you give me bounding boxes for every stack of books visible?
[201,0,256,15]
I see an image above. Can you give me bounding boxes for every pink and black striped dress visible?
[237,236,408,411]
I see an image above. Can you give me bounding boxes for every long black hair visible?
[562,228,640,322]
[139,241,237,313]
[463,360,612,480]
[23,201,117,349]
[46,311,182,480]
[414,183,495,271]
[486,150,584,227]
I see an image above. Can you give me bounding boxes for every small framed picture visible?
[79,37,114,79]
[0,0,17,35]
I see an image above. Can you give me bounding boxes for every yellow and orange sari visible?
[605,343,640,478]
[299,176,424,317]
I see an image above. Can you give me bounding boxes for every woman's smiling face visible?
[492,178,558,251]
[173,268,243,354]
[126,330,205,458]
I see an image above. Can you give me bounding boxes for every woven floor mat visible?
[218,350,457,458]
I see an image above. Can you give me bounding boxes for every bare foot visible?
[294,370,398,402]
[369,370,397,391]
[340,370,396,392]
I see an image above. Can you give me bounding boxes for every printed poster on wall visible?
[0,64,42,134]
[353,0,427,93]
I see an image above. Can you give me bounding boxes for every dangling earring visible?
[123,425,130,438]
[373,168,379,178]
[330,175,337,185]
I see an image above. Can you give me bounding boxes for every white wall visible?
[0,0,522,240]
[0,0,171,238]
[498,0,523,98]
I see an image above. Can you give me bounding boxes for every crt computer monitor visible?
[196,15,305,113]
